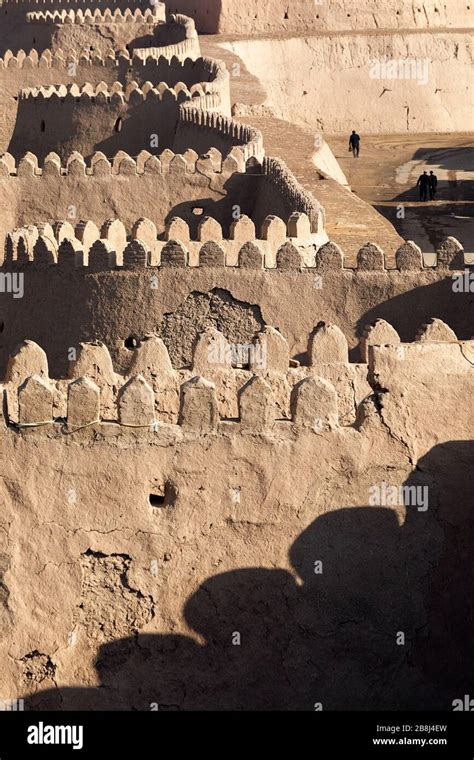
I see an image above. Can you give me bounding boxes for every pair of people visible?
[416,170,438,201]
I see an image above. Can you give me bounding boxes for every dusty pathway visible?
[201,35,404,264]
[201,35,473,259]
[328,134,474,254]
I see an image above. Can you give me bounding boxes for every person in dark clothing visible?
[416,171,430,202]
[429,170,438,200]
[349,130,360,158]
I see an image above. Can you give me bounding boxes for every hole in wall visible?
[114,117,123,133]
[40,120,45,132]
[0,321,4,333]
[149,482,177,509]
[192,206,204,216]
[124,335,138,349]
[149,493,165,507]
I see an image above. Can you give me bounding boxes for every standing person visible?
[416,171,430,202]
[348,130,361,158]
[429,170,438,200]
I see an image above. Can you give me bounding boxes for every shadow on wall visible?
[165,171,302,239]
[353,277,474,362]
[0,25,55,57]
[129,20,188,52]
[7,95,182,162]
[22,441,474,710]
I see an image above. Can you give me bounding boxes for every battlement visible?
[4,224,468,272]
[19,78,218,103]
[5,210,325,267]
[175,104,264,161]
[1,322,470,435]
[25,5,165,23]
[0,146,252,176]
[0,46,126,69]
[0,48,219,80]
[0,147,328,262]
[133,13,199,61]
[2,6,199,61]
[1,0,151,5]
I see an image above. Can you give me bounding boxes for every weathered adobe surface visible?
[0,1,168,55]
[171,0,472,34]
[0,150,323,258]
[0,239,471,377]
[0,336,472,709]
[0,53,228,155]
[222,31,473,134]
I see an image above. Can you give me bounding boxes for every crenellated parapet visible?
[0,147,330,255]
[5,210,326,267]
[0,47,184,70]
[175,104,264,162]
[1,0,152,6]
[0,146,251,176]
[133,13,200,61]
[5,215,468,272]
[0,46,127,69]
[25,5,166,23]
[263,156,325,234]
[19,78,222,104]
[0,319,470,434]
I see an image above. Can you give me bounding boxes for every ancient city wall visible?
[224,31,473,133]
[25,7,165,23]
[3,50,231,160]
[174,105,263,160]
[170,0,472,34]
[0,229,469,375]
[9,83,187,160]
[0,50,213,152]
[0,329,472,709]
[0,5,197,60]
[0,148,318,246]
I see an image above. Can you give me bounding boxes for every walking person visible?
[429,170,438,200]
[348,130,361,158]
[416,171,430,202]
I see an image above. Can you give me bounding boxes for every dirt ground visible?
[327,133,474,254]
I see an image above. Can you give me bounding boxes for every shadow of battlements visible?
[21,440,474,711]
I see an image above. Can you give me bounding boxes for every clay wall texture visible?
[169,0,472,34]
[225,32,473,134]
[0,0,472,716]
[0,148,326,257]
[0,231,470,376]
[0,52,228,152]
[0,331,472,709]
